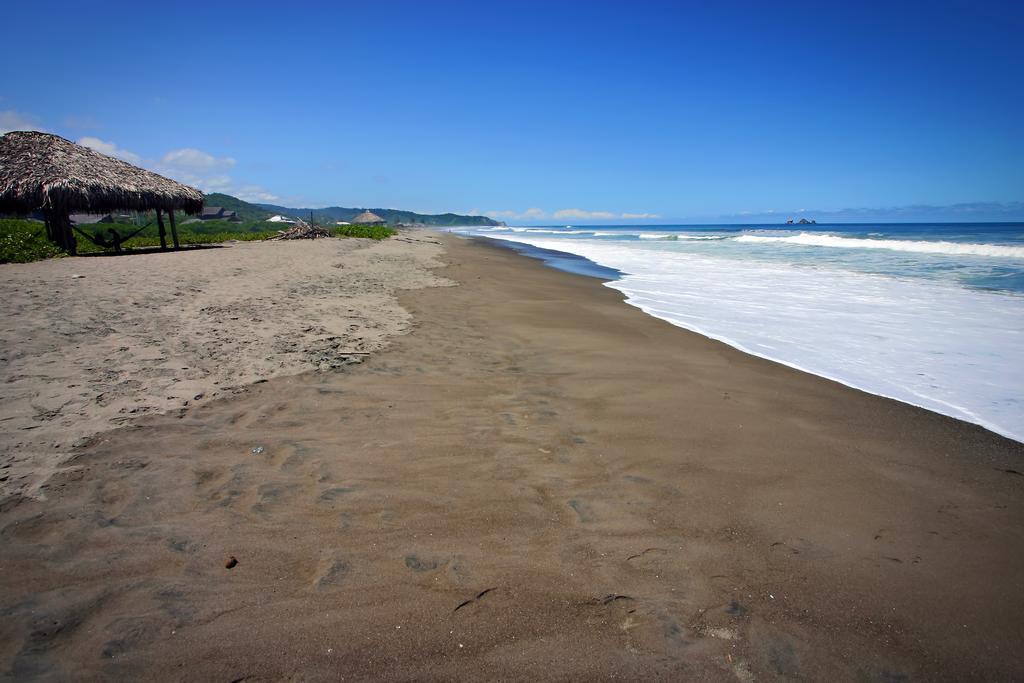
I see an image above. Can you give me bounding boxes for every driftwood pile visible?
[266,218,332,241]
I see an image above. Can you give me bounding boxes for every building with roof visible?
[351,210,385,225]
[198,206,240,221]
[0,131,203,253]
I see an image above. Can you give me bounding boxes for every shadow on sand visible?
[77,244,225,258]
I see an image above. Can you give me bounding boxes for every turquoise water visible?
[454,223,1024,442]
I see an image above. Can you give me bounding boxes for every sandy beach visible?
[1,233,1022,680]
[0,236,450,499]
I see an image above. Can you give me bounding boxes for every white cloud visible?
[620,212,660,219]
[160,148,236,170]
[485,207,548,220]
[77,136,142,163]
[0,109,47,134]
[151,148,269,201]
[234,185,281,203]
[193,174,233,192]
[554,208,616,220]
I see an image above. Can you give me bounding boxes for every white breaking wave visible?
[640,233,728,241]
[487,234,1024,442]
[735,232,1024,258]
[505,227,595,235]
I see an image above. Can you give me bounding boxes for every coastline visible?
[1,232,1022,679]
[469,230,1024,443]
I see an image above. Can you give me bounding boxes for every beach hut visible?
[352,210,386,225]
[0,131,204,254]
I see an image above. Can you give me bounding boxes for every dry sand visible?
[0,236,450,498]
[1,233,1022,680]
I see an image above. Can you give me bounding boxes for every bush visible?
[333,225,396,240]
[0,219,64,263]
[0,216,395,264]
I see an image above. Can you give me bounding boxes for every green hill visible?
[195,194,501,228]
[254,201,501,227]
[201,193,275,222]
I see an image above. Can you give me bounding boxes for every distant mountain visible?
[200,193,501,226]
[255,202,502,227]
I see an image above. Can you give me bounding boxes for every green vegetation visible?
[0,213,397,264]
[333,224,396,239]
[1,195,484,264]
[0,219,63,263]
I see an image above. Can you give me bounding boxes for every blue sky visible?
[1,0,1022,223]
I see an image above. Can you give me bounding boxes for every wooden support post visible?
[168,210,180,249]
[46,210,76,255]
[44,212,55,242]
[156,209,167,250]
[65,214,77,255]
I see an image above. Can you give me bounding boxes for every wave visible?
[638,233,729,241]
[505,227,596,235]
[481,233,1024,442]
[735,232,1024,258]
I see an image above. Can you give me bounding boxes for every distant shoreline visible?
[460,224,1024,443]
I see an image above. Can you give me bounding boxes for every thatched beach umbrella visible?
[0,131,204,254]
[352,210,385,225]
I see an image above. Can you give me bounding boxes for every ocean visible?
[451,223,1024,442]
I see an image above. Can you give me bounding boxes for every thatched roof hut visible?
[352,210,385,225]
[0,131,204,254]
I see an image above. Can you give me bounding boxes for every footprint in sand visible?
[567,499,596,523]
[404,555,442,572]
[318,486,357,503]
[316,559,351,589]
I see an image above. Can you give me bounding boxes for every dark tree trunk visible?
[156,209,167,250]
[44,210,76,255]
[169,210,180,249]
[63,213,77,255]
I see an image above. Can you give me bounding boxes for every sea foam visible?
[735,232,1024,258]
[492,234,1024,442]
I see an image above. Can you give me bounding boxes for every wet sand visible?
[1,233,1022,680]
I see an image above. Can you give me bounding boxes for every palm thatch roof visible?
[0,131,204,216]
[352,210,385,224]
